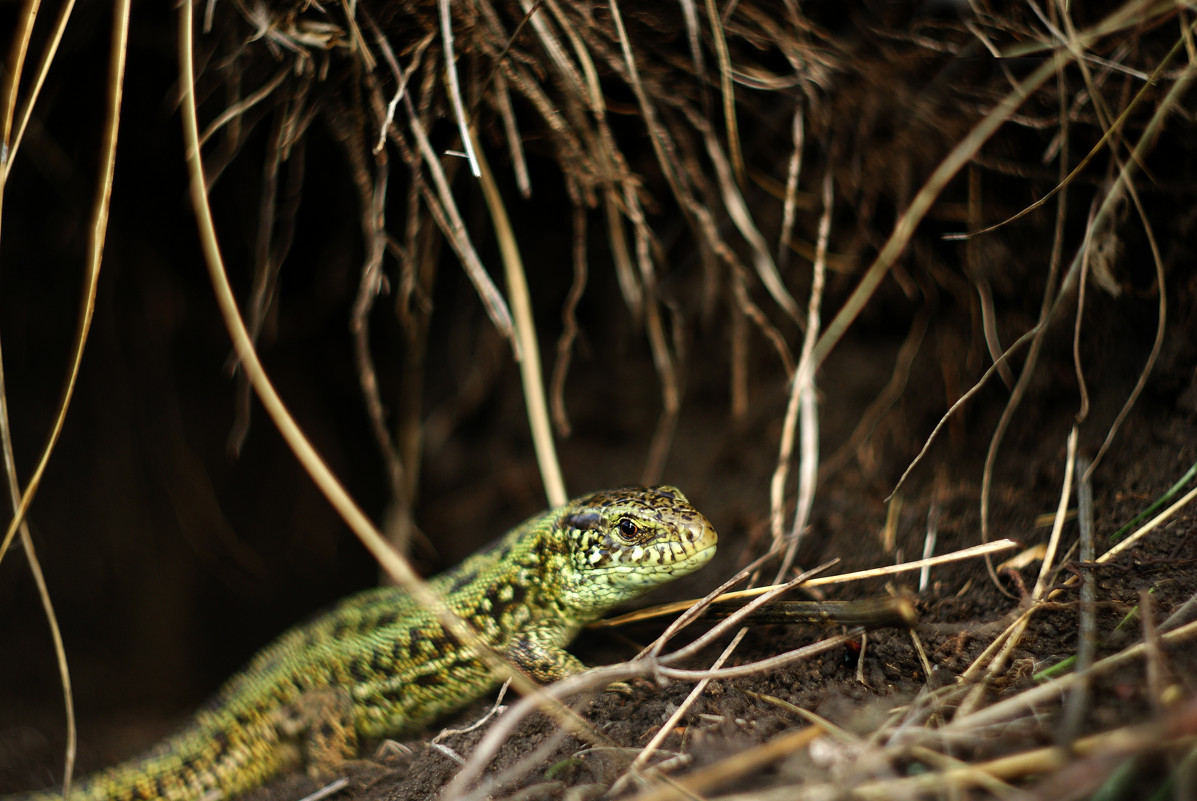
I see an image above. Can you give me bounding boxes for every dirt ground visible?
[2,1,1196,800]
[5,318,1196,800]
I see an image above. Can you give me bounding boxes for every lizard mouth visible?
[658,518,718,574]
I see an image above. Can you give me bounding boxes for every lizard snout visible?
[686,517,718,551]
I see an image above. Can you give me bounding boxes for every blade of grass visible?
[473,136,567,506]
[1112,459,1197,541]
[0,0,129,792]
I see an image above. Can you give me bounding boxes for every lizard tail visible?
[8,721,291,801]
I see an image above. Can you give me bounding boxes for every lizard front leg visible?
[275,688,359,779]
[505,627,630,694]
[505,634,586,684]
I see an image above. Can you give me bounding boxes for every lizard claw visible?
[603,680,634,696]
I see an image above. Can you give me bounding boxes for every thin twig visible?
[401,92,518,353]
[813,42,1069,368]
[1058,455,1094,745]
[3,0,78,174]
[473,140,567,506]
[438,0,480,177]
[773,168,831,580]
[180,0,551,728]
[958,428,1078,717]
[0,0,129,792]
[626,726,824,801]
[705,0,744,187]
[599,539,1018,627]
[776,106,804,271]
[919,502,940,593]
[617,630,748,792]
[548,203,588,437]
[658,562,840,668]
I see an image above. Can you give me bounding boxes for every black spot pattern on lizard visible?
[18,485,717,801]
[348,659,371,684]
[395,635,421,662]
[373,683,407,709]
[449,568,479,594]
[370,610,400,628]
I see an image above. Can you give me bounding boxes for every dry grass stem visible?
[616,629,749,794]
[626,726,823,801]
[770,169,831,570]
[474,138,567,506]
[952,618,1197,734]
[918,502,940,592]
[600,538,1018,627]
[1140,591,1168,715]
[705,0,742,189]
[548,203,588,437]
[1094,482,1197,569]
[976,184,1070,598]
[179,0,560,741]
[890,323,1041,500]
[700,114,801,324]
[438,0,480,178]
[881,493,900,554]
[812,39,1067,369]
[966,166,1014,389]
[0,0,129,791]
[957,436,1080,725]
[776,107,805,271]
[787,704,1197,801]
[1081,58,1190,479]
[3,0,77,171]
[1058,456,1095,745]
[701,597,916,630]
[657,631,859,682]
[819,309,928,481]
[655,561,842,668]
[0,0,39,173]
[785,170,833,578]
[197,68,289,147]
[945,9,1190,242]
[401,92,517,353]
[445,662,651,799]
[450,565,858,796]
[908,628,933,684]
[637,551,774,655]
[1031,426,1078,600]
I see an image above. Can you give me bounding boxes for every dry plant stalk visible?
[0,0,131,791]
[178,0,579,746]
[182,2,1197,797]
[596,538,1017,628]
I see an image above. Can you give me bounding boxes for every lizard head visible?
[555,485,717,616]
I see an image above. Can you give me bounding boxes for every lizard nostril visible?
[687,519,717,547]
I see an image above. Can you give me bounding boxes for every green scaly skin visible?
[13,485,717,801]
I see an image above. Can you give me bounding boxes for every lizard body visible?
[13,485,717,801]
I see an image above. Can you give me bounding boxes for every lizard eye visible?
[617,518,640,541]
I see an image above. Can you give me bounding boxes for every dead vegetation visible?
[3,0,1197,799]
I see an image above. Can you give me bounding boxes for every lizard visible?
[11,485,717,801]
